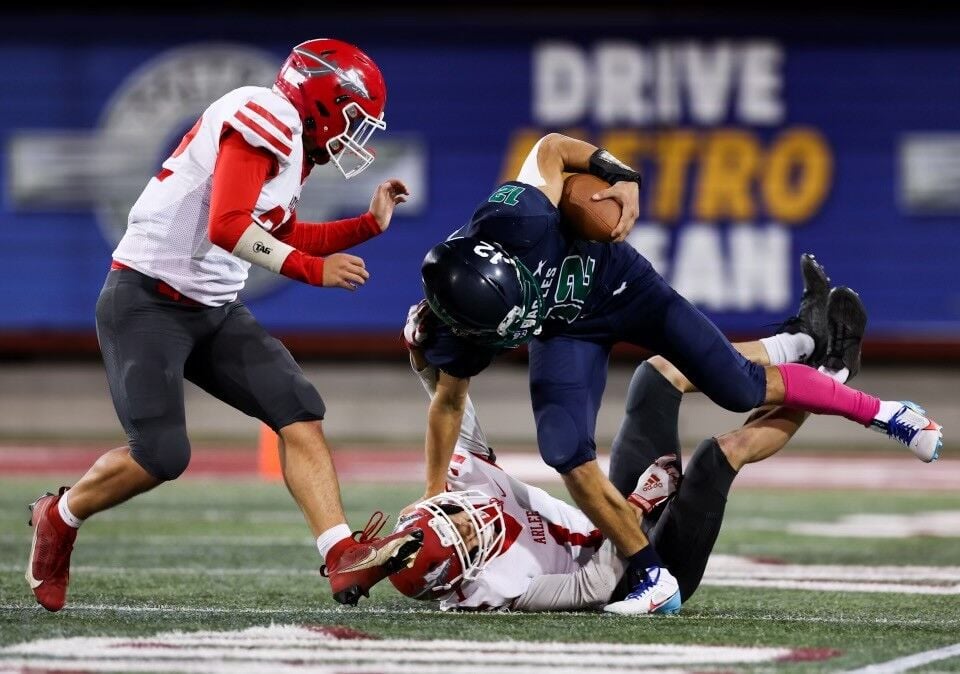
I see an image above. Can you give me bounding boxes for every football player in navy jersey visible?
[407,133,942,615]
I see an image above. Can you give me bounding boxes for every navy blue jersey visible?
[421,181,655,378]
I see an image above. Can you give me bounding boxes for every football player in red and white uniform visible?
[393,348,681,613]
[25,39,422,612]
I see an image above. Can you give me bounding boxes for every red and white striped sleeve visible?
[225,91,300,163]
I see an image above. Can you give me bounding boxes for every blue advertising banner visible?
[2,17,959,341]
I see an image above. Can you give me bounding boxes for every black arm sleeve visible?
[588,148,643,189]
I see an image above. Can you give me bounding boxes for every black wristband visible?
[588,148,642,189]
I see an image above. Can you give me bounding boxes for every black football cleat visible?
[777,253,831,366]
[822,286,867,382]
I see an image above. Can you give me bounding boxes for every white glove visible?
[627,454,681,514]
[403,299,434,349]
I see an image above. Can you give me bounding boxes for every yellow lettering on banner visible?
[654,130,698,223]
[763,128,832,224]
[694,129,760,221]
[498,126,833,223]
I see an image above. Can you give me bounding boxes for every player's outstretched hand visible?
[591,180,639,242]
[323,253,369,290]
[403,300,434,349]
[369,178,410,232]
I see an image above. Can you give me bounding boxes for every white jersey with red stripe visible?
[439,447,603,611]
[113,86,303,306]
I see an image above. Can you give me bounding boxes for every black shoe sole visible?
[333,585,368,606]
[798,253,831,365]
[824,286,867,381]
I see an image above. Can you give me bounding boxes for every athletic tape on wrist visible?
[232,223,296,274]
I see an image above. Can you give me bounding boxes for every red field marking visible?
[305,625,378,640]
[1,444,957,490]
[779,648,843,662]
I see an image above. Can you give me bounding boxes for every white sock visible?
[874,400,904,424]
[316,523,352,560]
[760,332,815,365]
[817,365,849,384]
[57,490,83,529]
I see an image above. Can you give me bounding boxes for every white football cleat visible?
[872,401,943,463]
[604,565,681,616]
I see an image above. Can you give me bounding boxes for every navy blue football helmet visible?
[421,237,543,348]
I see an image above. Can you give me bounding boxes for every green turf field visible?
[2,476,959,673]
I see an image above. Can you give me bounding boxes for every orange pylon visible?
[257,424,282,480]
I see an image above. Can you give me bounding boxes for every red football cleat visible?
[25,487,77,612]
[320,511,424,606]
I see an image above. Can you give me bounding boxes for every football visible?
[559,174,621,242]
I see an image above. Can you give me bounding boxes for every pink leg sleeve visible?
[777,363,880,426]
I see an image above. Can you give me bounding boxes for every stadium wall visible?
[1,10,959,359]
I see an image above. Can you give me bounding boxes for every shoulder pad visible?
[227,88,301,164]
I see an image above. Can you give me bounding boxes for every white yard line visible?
[843,642,960,673]
[2,604,957,627]
[6,557,959,594]
[0,564,315,577]
[699,578,960,595]
[0,661,693,674]
[0,534,311,546]
[0,625,793,673]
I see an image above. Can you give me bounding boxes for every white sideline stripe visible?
[702,556,960,593]
[0,533,312,546]
[0,625,791,671]
[0,661,693,674]
[0,564,315,577]
[7,556,960,594]
[843,642,960,673]
[2,604,957,626]
[700,578,960,595]
[707,555,960,582]
[788,511,960,539]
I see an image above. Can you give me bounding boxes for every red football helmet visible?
[389,491,505,601]
[274,38,386,178]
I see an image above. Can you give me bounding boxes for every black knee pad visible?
[130,425,192,481]
[680,438,738,500]
[609,362,683,495]
[266,378,326,432]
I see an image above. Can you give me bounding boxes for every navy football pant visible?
[530,269,766,474]
[615,272,767,413]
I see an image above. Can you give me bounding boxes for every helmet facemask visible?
[397,490,506,595]
[326,101,386,179]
